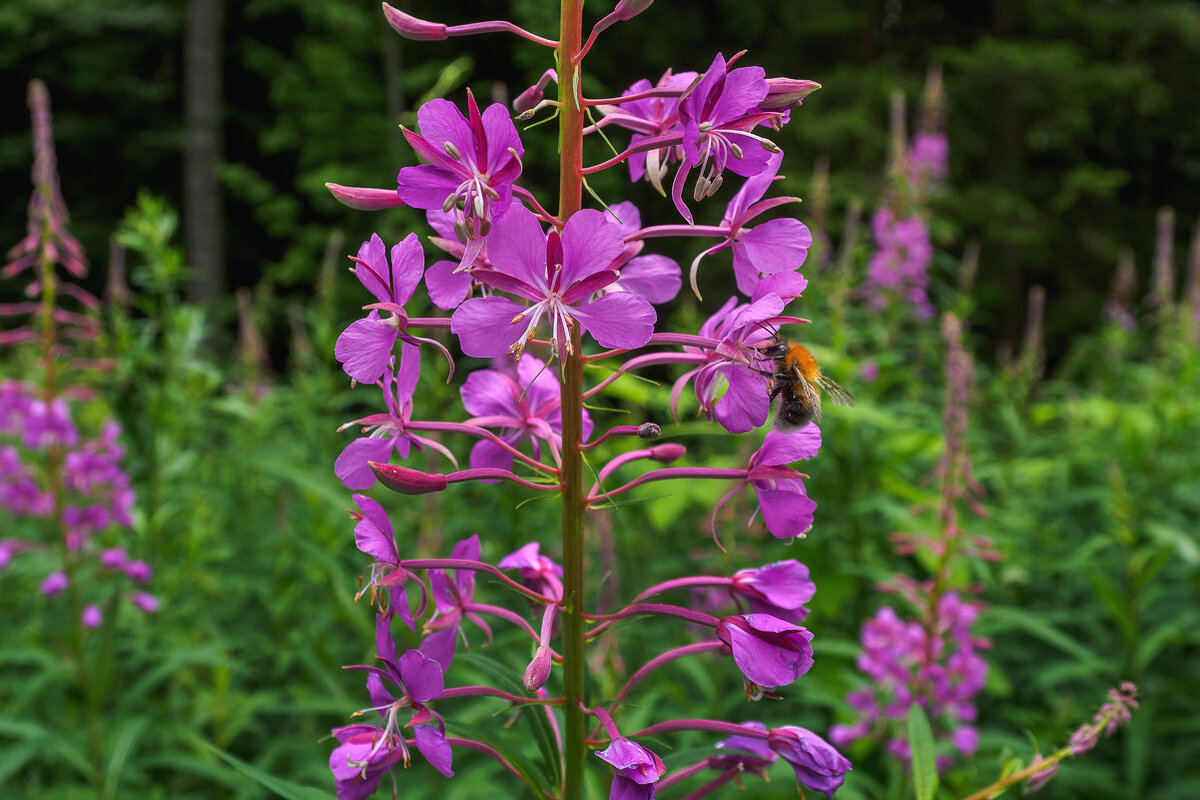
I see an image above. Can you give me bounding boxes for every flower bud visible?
[381,4,448,40]
[760,78,821,109]
[325,182,406,211]
[523,645,553,691]
[767,726,851,797]
[370,461,449,495]
[613,0,655,21]
[647,443,686,463]
[637,422,661,440]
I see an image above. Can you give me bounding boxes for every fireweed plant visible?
[1,81,149,624]
[323,3,853,799]
[0,81,150,778]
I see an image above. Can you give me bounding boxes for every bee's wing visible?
[799,375,823,424]
[817,374,855,407]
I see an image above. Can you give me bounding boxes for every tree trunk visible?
[185,0,225,309]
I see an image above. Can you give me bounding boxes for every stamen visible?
[443,141,461,159]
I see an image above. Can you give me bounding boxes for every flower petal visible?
[424,259,473,310]
[451,296,527,357]
[617,254,682,304]
[571,293,656,350]
[755,482,817,540]
[414,724,454,778]
[559,209,625,288]
[390,233,425,305]
[485,206,548,288]
[336,437,396,490]
[335,316,397,384]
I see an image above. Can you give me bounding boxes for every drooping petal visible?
[335,315,398,384]
[755,482,817,540]
[336,437,397,490]
[451,296,527,357]
[571,293,656,349]
[714,365,770,434]
[424,259,473,310]
[353,494,398,563]
[721,614,814,688]
[413,724,454,778]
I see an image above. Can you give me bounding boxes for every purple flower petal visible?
[714,364,770,433]
[559,209,625,288]
[618,254,682,304]
[571,292,656,349]
[336,437,396,490]
[398,649,445,703]
[424,259,473,310]
[758,427,822,465]
[755,482,817,540]
[414,724,454,778]
[396,164,462,209]
[485,206,550,288]
[335,315,397,384]
[353,494,398,563]
[451,296,527,357]
[389,234,425,305]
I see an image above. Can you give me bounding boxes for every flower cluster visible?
[865,208,934,320]
[1,81,151,628]
[325,5,853,798]
[831,595,988,769]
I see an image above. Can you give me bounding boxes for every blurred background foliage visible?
[2,1,1199,800]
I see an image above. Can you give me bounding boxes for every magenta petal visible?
[336,437,396,490]
[717,65,769,121]
[461,368,517,418]
[419,628,457,672]
[617,254,682,304]
[752,271,808,303]
[353,494,398,563]
[714,366,769,433]
[451,297,526,357]
[398,649,444,703]
[737,218,811,278]
[485,206,548,287]
[755,483,817,540]
[759,427,822,465]
[416,98,475,169]
[335,317,397,384]
[355,234,391,303]
[725,152,782,222]
[469,438,516,472]
[725,614,814,688]
[481,102,524,170]
[414,724,454,778]
[723,135,774,177]
[425,259,473,310]
[390,233,425,305]
[571,293,655,349]
[395,342,421,402]
[396,164,462,210]
[559,209,625,288]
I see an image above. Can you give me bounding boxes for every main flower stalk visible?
[557,2,587,798]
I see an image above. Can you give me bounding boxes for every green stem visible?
[557,2,585,799]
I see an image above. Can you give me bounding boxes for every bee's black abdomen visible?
[773,386,816,431]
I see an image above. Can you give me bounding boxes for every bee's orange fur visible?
[782,344,821,382]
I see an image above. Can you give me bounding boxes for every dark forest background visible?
[3,0,1198,366]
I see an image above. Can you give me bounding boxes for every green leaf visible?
[907,704,938,800]
[102,717,148,800]
[203,742,331,800]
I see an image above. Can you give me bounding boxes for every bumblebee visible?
[765,341,854,430]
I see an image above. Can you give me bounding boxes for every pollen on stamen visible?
[443,141,461,159]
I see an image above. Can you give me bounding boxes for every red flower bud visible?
[381,4,448,41]
[369,462,448,495]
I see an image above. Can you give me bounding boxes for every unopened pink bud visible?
[761,78,821,109]
[523,645,553,691]
[370,461,449,495]
[513,84,543,115]
[381,4,448,40]
[325,183,406,211]
[648,443,686,463]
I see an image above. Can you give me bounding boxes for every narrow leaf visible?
[907,704,939,800]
